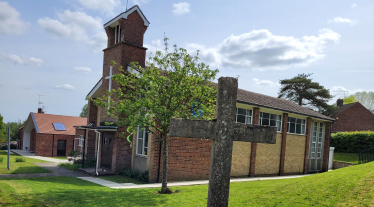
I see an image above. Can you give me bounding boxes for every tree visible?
[94,41,219,193]
[343,95,358,105]
[79,104,88,117]
[320,104,339,116]
[0,114,7,144]
[5,119,26,141]
[352,91,374,110]
[278,74,333,110]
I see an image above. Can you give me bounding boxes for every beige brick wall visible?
[255,134,282,175]
[231,141,251,176]
[284,134,306,174]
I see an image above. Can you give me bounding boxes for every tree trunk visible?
[299,97,302,105]
[160,133,170,193]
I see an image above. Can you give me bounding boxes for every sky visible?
[0,0,373,123]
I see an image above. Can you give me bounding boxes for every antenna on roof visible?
[126,0,129,10]
[335,90,349,98]
[34,94,45,108]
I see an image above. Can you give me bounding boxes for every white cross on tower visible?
[105,66,113,108]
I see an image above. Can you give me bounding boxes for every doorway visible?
[57,140,67,156]
[308,122,324,172]
[101,133,113,169]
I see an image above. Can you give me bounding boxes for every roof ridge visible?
[32,112,87,119]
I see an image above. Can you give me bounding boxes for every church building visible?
[77,5,334,182]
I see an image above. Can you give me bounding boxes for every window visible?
[114,25,122,44]
[287,117,306,135]
[53,123,66,131]
[236,108,252,124]
[78,135,84,147]
[260,112,282,132]
[136,127,148,156]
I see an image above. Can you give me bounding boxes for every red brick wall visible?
[119,11,147,47]
[30,129,36,151]
[34,133,75,157]
[322,123,331,172]
[86,100,98,159]
[111,127,132,173]
[332,103,374,132]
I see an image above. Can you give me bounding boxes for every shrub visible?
[0,145,17,150]
[120,168,149,183]
[15,157,25,162]
[58,163,80,171]
[331,131,374,153]
[0,157,3,163]
[73,158,96,168]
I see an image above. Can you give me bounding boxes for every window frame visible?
[78,135,84,147]
[259,112,282,132]
[287,117,307,135]
[235,107,253,124]
[136,127,148,157]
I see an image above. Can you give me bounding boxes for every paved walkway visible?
[77,174,311,189]
[3,150,14,154]
[11,150,69,163]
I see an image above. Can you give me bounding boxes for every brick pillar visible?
[322,122,331,172]
[148,134,162,183]
[249,107,260,177]
[303,118,312,174]
[279,113,288,175]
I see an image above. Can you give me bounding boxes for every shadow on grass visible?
[0,176,171,206]
[10,166,51,174]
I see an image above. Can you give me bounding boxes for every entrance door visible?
[308,122,324,172]
[57,140,67,156]
[101,133,113,169]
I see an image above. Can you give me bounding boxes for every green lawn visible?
[0,151,51,174]
[1,161,374,206]
[99,175,146,184]
[48,157,67,160]
[334,152,359,164]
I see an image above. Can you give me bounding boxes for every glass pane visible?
[270,119,276,127]
[287,123,290,132]
[290,123,295,133]
[237,115,246,123]
[312,136,316,142]
[320,123,323,128]
[319,137,322,142]
[247,110,252,116]
[246,117,252,124]
[263,112,270,119]
[238,108,246,115]
[296,119,302,124]
[302,120,306,124]
[312,147,316,152]
[144,133,148,147]
[109,138,112,145]
[312,143,316,148]
[277,115,282,121]
[290,117,296,123]
[317,153,321,158]
[301,125,305,134]
[270,114,277,120]
[318,148,321,152]
[288,117,290,122]
[277,121,281,131]
[317,159,322,170]
[138,128,144,138]
[262,119,269,126]
[137,139,143,155]
[296,123,301,134]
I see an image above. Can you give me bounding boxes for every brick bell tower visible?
[100,5,149,124]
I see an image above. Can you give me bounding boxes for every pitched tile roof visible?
[236,88,334,121]
[331,102,357,117]
[32,113,87,135]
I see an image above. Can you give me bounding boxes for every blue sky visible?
[0,0,373,123]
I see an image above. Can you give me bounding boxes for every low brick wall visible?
[333,161,355,169]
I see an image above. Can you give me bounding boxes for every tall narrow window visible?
[287,117,306,135]
[136,127,148,156]
[236,108,252,124]
[259,112,282,132]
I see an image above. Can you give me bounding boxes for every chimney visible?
[337,99,343,107]
[38,108,44,114]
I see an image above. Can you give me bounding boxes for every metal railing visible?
[359,146,374,164]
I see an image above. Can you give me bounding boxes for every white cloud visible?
[144,39,164,58]
[76,0,121,14]
[330,86,366,97]
[38,10,107,52]
[72,67,91,75]
[328,17,357,25]
[0,52,43,66]
[253,78,279,87]
[54,84,75,91]
[172,2,190,15]
[0,1,30,35]
[351,3,357,8]
[187,29,340,71]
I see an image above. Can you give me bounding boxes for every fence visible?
[359,146,374,164]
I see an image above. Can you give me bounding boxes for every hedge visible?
[331,131,374,153]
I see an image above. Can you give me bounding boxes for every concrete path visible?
[77,174,311,189]
[3,150,14,154]
[11,150,69,163]
[0,162,86,178]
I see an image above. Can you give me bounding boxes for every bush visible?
[0,144,17,150]
[15,157,25,162]
[73,158,96,168]
[120,168,149,183]
[331,131,374,153]
[0,157,3,163]
[58,163,80,171]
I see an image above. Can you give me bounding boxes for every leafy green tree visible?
[353,91,374,110]
[343,95,358,105]
[320,104,339,116]
[278,74,333,110]
[94,41,218,193]
[79,104,88,117]
[0,114,7,144]
[5,119,26,141]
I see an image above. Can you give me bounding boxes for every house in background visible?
[331,99,374,132]
[77,5,335,182]
[20,108,87,157]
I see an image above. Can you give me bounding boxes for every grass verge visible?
[0,151,51,174]
[334,152,359,164]
[1,161,374,206]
